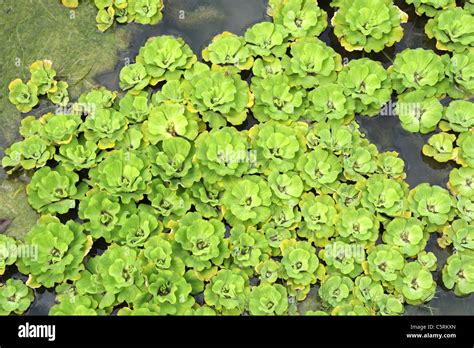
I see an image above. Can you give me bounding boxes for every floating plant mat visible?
[0,0,473,316]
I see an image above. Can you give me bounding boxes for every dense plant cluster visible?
[1,0,473,316]
[60,0,164,32]
[331,0,408,52]
[8,60,69,113]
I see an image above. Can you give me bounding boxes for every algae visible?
[0,178,38,240]
[0,0,132,238]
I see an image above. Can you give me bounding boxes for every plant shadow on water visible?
[7,0,473,315]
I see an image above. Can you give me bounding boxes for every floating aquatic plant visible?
[395,262,436,305]
[202,32,253,70]
[440,100,474,133]
[16,215,92,288]
[422,132,457,163]
[137,35,196,83]
[388,48,448,97]
[396,90,443,134]
[408,183,455,228]
[0,235,17,276]
[442,252,474,296]
[446,50,474,99]
[268,0,328,39]
[62,0,164,31]
[184,63,252,127]
[8,79,39,113]
[425,7,474,53]
[0,279,34,316]
[455,131,474,168]
[331,0,408,53]
[27,165,87,214]
[248,283,288,315]
[382,217,428,257]
[405,0,456,17]
[244,22,289,58]
[448,167,474,198]
[337,58,392,116]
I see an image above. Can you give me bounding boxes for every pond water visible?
[1,0,472,315]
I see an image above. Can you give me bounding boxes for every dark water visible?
[97,0,269,90]
[11,0,473,315]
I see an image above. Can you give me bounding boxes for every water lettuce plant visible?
[183,63,252,126]
[16,215,92,288]
[455,131,474,168]
[442,253,474,296]
[244,22,289,58]
[202,32,253,70]
[267,0,327,39]
[8,60,70,113]
[283,38,342,88]
[29,60,57,95]
[388,48,448,97]
[204,269,249,315]
[297,146,342,190]
[251,73,306,122]
[366,245,405,282]
[321,241,365,276]
[221,176,273,226]
[382,217,428,257]
[331,0,408,52]
[408,183,455,228]
[119,63,151,92]
[280,239,319,289]
[441,100,474,133]
[438,219,474,252]
[422,132,457,163]
[142,102,199,144]
[307,84,355,122]
[395,262,436,305]
[337,58,392,116]
[405,0,456,17]
[445,51,474,99]
[396,90,443,134]
[8,79,39,113]
[318,274,353,307]
[448,167,474,198]
[174,212,229,271]
[0,235,17,276]
[88,150,152,203]
[298,193,337,245]
[1,135,54,173]
[77,245,144,308]
[425,7,474,52]
[137,35,196,83]
[336,207,380,244]
[195,127,252,183]
[248,283,288,315]
[0,279,34,316]
[27,165,87,214]
[63,0,164,31]
[229,225,269,271]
